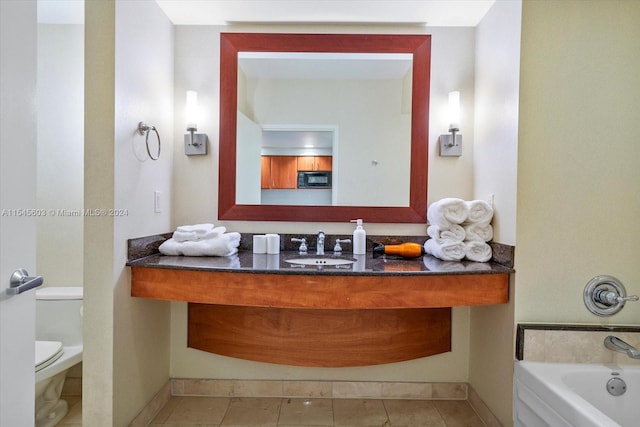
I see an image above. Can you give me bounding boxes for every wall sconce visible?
[184,90,207,156]
[439,91,462,157]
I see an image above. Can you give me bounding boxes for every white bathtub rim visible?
[515,360,633,427]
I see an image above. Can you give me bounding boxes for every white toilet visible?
[35,287,83,427]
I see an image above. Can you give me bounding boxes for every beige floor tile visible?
[61,394,494,426]
[151,396,186,423]
[332,399,389,426]
[383,400,446,426]
[160,424,220,427]
[58,395,82,425]
[433,401,484,426]
[278,398,334,426]
[163,396,230,424]
[221,397,281,426]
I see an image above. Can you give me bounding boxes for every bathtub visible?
[514,360,639,427]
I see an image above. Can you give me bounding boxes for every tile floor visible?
[147,396,486,426]
[57,396,487,426]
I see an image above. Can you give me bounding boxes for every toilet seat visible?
[35,341,63,372]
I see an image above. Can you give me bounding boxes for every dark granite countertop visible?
[126,233,514,277]
[127,251,511,276]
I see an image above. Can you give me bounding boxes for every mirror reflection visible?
[236,52,413,207]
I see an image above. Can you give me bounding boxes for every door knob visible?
[6,268,43,295]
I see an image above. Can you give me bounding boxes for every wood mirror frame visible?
[218,32,430,223]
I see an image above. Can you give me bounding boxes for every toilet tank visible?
[36,287,83,346]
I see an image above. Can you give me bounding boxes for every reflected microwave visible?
[297,171,332,189]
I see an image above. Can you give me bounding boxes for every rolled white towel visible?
[159,232,241,257]
[427,224,465,242]
[173,226,226,242]
[462,222,493,242]
[427,198,469,228]
[465,200,493,224]
[423,238,465,261]
[422,254,464,272]
[464,262,492,272]
[464,241,492,262]
[176,223,215,234]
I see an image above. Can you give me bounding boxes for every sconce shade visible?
[440,90,462,157]
[448,91,460,131]
[186,90,198,130]
[184,90,207,156]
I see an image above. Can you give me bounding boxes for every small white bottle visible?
[351,219,366,255]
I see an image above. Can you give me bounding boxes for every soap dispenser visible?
[351,219,366,255]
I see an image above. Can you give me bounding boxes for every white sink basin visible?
[285,257,356,266]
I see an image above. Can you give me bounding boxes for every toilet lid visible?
[35,340,63,372]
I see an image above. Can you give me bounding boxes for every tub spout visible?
[604,335,640,359]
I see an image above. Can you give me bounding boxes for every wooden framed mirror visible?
[218,33,430,222]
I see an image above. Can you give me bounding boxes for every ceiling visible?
[155,0,495,27]
[37,1,495,27]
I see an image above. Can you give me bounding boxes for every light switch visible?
[154,190,161,213]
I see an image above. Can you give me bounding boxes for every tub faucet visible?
[316,231,325,255]
[604,335,640,359]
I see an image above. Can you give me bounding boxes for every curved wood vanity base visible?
[130,268,509,309]
[130,262,509,366]
[188,304,451,367]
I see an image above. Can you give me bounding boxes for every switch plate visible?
[154,190,161,213]
[184,133,208,155]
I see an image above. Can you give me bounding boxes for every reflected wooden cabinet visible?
[261,155,332,189]
[261,156,297,189]
[297,156,332,171]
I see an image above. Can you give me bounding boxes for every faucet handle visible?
[617,294,639,303]
[291,237,308,253]
[334,239,351,253]
[584,275,638,316]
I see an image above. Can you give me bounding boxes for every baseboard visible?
[128,380,171,427]
[468,384,502,427]
[172,378,467,400]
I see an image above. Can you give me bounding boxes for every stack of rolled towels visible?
[424,198,494,262]
[159,223,241,257]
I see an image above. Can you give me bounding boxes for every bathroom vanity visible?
[128,234,513,367]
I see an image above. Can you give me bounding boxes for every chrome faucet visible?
[316,231,325,255]
[604,335,640,359]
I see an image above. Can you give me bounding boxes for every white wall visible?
[171,24,477,383]
[469,2,522,424]
[472,2,520,246]
[84,1,174,425]
[37,24,84,287]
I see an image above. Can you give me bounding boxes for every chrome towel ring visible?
[137,121,161,160]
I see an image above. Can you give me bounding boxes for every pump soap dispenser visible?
[351,219,366,255]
